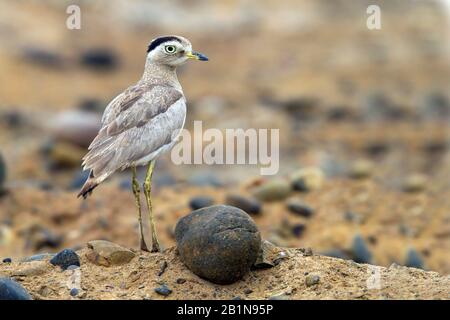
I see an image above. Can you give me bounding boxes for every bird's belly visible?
[133,99,186,166]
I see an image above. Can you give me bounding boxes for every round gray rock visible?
[0,278,32,300]
[175,205,261,284]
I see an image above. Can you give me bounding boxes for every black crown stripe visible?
[147,36,182,53]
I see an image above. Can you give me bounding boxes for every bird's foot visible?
[150,237,161,253]
[140,239,150,252]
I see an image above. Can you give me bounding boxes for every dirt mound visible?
[0,243,448,300]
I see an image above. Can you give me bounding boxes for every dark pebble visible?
[364,141,390,157]
[422,141,448,156]
[420,92,449,119]
[189,196,214,210]
[176,278,186,284]
[225,194,261,215]
[1,110,26,128]
[363,92,393,121]
[2,258,12,263]
[175,205,261,284]
[326,105,354,122]
[69,288,79,297]
[405,248,424,270]
[367,235,377,245]
[286,200,314,218]
[31,227,64,250]
[22,47,64,68]
[277,97,319,121]
[351,235,372,264]
[80,48,118,70]
[154,284,172,296]
[0,278,32,300]
[292,224,306,238]
[50,249,80,270]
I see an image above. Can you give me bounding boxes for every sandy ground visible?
[0,244,448,300]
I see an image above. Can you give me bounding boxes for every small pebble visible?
[292,224,306,238]
[405,248,425,270]
[305,274,320,287]
[50,249,80,270]
[349,159,373,179]
[47,141,86,169]
[70,288,79,297]
[290,167,324,192]
[176,278,186,284]
[154,284,172,296]
[80,48,118,70]
[420,92,449,119]
[225,194,262,215]
[303,248,313,256]
[29,226,63,251]
[189,196,214,210]
[86,240,135,266]
[351,234,372,264]
[2,258,12,263]
[403,174,427,193]
[286,200,314,217]
[253,180,291,202]
[22,47,64,68]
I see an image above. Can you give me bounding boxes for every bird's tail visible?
[77,171,99,199]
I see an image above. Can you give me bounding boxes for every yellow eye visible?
[164,45,176,54]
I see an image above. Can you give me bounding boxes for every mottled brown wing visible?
[105,85,182,136]
[82,83,183,176]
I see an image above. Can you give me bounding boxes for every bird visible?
[77,35,208,252]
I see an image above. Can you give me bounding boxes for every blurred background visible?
[0,0,449,274]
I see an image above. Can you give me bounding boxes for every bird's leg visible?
[132,166,149,252]
[143,160,160,252]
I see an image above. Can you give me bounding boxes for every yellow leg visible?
[132,166,149,252]
[143,160,160,252]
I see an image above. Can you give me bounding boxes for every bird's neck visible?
[141,61,181,90]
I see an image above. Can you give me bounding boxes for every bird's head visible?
[146,35,208,67]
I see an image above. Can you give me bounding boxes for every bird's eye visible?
[164,45,176,54]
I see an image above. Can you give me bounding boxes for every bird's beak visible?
[186,51,209,61]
